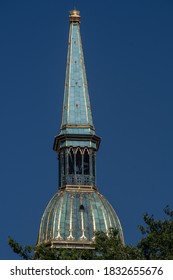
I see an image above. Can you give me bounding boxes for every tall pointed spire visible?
[37,10,124,249]
[61,10,95,136]
[53,10,101,189]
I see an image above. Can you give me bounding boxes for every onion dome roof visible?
[38,189,124,248]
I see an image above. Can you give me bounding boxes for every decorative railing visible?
[62,175,95,186]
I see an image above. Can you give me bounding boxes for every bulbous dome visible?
[38,189,123,248]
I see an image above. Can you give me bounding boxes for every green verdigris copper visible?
[38,10,124,249]
[61,13,94,135]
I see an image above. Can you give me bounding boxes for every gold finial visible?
[69,10,80,23]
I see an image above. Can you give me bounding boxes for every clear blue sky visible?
[0,0,173,259]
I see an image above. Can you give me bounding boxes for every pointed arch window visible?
[84,149,89,175]
[76,149,82,174]
[92,153,95,177]
[61,149,65,175]
[63,150,66,175]
[69,148,74,174]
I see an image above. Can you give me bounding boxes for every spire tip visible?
[69,9,80,23]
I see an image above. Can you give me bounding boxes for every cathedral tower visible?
[38,10,123,249]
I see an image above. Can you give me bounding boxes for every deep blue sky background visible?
[0,0,173,259]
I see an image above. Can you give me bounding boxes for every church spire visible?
[53,10,100,189]
[37,10,124,249]
[61,10,95,136]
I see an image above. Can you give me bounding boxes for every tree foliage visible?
[8,207,173,260]
[8,238,34,260]
[137,206,173,259]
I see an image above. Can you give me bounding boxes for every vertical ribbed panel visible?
[61,21,94,135]
[38,190,124,245]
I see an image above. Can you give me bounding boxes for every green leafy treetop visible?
[138,206,173,260]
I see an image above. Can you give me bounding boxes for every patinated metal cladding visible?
[53,9,101,151]
[38,190,124,248]
[60,14,94,136]
[38,10,124,249]
[53,133,100,151]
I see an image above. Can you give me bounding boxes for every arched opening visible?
[84,149,89,175]
[79,205,85,212]
[63,150,66,175]
[76,149,82,174]
[92,153,95,177]
[69,148,74,174]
